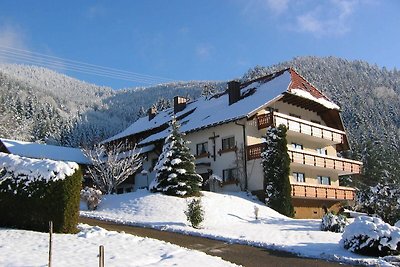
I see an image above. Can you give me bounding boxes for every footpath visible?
[79,217,354,267]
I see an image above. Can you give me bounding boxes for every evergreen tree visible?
[151,117,202,197]
[261,125,294,217]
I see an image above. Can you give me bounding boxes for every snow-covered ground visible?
[0,223,237,267]
[81,190,400,266]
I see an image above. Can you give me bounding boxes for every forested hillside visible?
[0,57,399,184]
[0,64,220,146]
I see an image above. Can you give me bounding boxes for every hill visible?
[0,64,220,146]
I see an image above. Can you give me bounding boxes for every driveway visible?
[79,217,354,267]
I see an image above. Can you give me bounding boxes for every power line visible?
[0,45,175,85]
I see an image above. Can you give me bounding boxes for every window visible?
[196,142,208,156]
[317,176,331,185]
[222,136,235,151]
[316,148,328,155]
[289,113,301,119]
[292,143,303,150]
[222,168,238,183]
[293,172,305,183]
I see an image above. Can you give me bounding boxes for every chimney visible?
[174,96,187,113]
[228,80,241,105]
[148,107,157,121]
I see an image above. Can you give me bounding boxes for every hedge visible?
[0,154,82,233]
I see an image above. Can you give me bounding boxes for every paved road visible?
[79,217,354,267]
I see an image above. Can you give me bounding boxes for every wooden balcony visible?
[291,183,355,201]
[257,112,345,144]
[288,149,362,174]
[246,144,362,174]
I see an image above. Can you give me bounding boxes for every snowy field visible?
[0,223,237,267]
[81,190,400,266]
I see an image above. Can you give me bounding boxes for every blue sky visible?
[0,0,399,89]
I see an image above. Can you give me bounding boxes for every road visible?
[79,217,355,267]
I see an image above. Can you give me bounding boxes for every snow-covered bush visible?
[80,186,102,210]
[320,212,347,233]
[341,216,400,256]
[185,198,204,229]
[0,153,81,233]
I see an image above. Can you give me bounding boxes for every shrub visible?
[80,186,102,210]
[185,198,204,229]
[320,212,348,233]
[341,216,400,256]
[0,153,82,233]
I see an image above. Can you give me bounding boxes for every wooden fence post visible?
[48,221,53,267]
[99,245,104,267]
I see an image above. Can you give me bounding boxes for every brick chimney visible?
[228,80,241,105]
[148,106,157,121]
[174,96,187,113]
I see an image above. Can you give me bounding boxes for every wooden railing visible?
[288,149,362,174]
[291,184,355,200]
[256,112,345,144]
[246,144,362,174]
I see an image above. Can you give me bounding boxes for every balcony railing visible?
[257,112,345,144]
[291,183,355,200]
[246,144,362,174]
[288,149,362,174]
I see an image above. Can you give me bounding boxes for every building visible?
[0,138,90,165]
[104,68,362,218]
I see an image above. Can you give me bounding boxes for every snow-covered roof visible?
[105,69,341,145]
[0,138,90,165]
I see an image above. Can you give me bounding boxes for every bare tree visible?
[83,142,142,194]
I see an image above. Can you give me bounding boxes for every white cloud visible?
[195,43,215,60]
[265,0,290,14]
[0,24,27,63]
[86,4,107,19]
[295,0,359,36]
[241,0,290,16]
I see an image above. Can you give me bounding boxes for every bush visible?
[185,198,204,229]
[0,153,82,233]
[320,212,347,233]
[80,186,102,210]
[341,216,400,256]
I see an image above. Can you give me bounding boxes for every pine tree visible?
[151,117,202,197]
[261,125,294,217]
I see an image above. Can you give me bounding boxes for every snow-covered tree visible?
[151,118,202,197]
[83,142,142,194]
[356,180,400,225]
[261,125,294,217]
[201,84,217,99]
